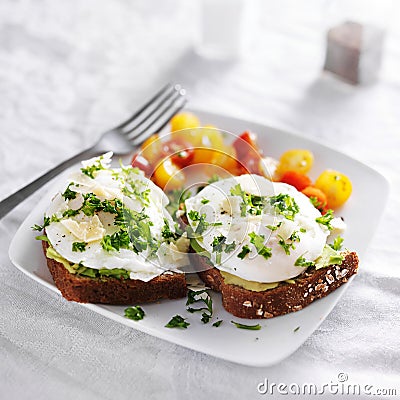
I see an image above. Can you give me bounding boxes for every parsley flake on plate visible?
[231,321,262,330]
[124,306,145,321]
[165,315,190,329]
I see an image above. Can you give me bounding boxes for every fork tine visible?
[122,85,183,137]
[130,97,188,147]
[114,83,174,131]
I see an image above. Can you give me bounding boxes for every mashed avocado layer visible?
[46,244,130,279]
[220,271,279,292]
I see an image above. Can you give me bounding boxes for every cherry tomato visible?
[163,138,194,168]
[170,112,200,132]
[211,145,239,173]
[131,153,153,176]
[241,152,263,174]
[280,170,312,191]
[277,149,314,175]
[141,134,165,165]
[192,126,225,164]
[152,158,185,191]
[233,131,261,160]
[301,186,328,212]
[314,170,352,209]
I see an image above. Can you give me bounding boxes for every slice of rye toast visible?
[192,252,359,319]
[42,241,187,304]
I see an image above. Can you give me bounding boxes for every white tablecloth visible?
[1,1,399,399]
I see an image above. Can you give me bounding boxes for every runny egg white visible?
[45,152,187,282]
[185,174,344,283]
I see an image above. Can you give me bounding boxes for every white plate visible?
[8,109,389,367]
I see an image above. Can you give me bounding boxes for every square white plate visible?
[9,109,389,367]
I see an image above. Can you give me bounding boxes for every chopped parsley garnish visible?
[249,232,272,260]
[211,235,226,264]
[294,256,315,268]
[208,174,220,184]
[211,235,226,253]
[315,209,334,230]
[300,228,307,233]
[62,183,77,200]
[230,184,267,216]
[122,183,150,207]
[165,315,190,329]
[161,219,178,242]
[187,210,221,236]
[186,289,213,324]
[201,198,210,204]
[80,156,106,178]
[31,216,50,231]
[62,209,80,218]
[266,222,282,231]
[101,230,131,252]
[237,245,251,260]
[309,196,325,210]
[166,188,192,220]
[224,241,236,253]
[212,320,223,327]
[72,241,87,252]
[278,230,301,255]
[294,326,300,332]
[269,194,299,221]
[188,210,201,221]
[124,306,145,321]
[81,193,103,216]
[329,236,344,251]
[231,321,261,330]
[278,236,293,255]
[35,235,49,242]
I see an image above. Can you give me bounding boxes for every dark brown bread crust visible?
[195,252,359,319]
[42,241,187,304]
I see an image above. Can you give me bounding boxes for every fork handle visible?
[0,148,97,220]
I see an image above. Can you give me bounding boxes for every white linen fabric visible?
[0,1,399,399]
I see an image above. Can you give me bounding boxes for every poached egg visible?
[185,174,343,283]
[45,152,187,282]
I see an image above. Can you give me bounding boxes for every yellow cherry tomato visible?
[314,169,352,209]
[277,149,314,175]
[192,126,225,164]
[141,134,164,165]
[170,112,200,132]
[152,158,185,191]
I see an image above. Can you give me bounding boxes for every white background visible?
[0,1,399,399]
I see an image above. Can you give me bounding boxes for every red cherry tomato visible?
[280,170,312,191]
[163,138,195,168]
[131,153,153,176]
[233,131,261,160]
[237,152,262,175]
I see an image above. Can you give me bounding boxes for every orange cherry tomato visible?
[211,145,239,173]
[301,186,328,212]
[152,158,185,191]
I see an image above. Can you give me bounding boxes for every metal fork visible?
[0,83,187,219]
